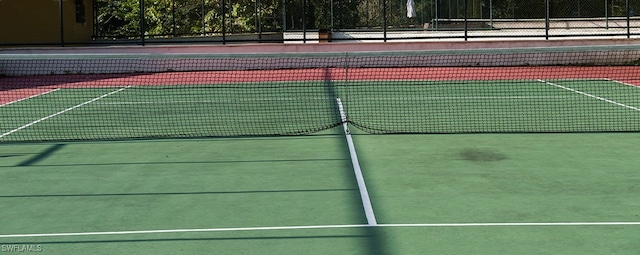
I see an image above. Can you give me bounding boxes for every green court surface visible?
[1,133,639,254]
[0,135,374,254]
[1,78,640,254]
[354,133,640,254]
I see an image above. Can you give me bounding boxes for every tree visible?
[95,0,280,38]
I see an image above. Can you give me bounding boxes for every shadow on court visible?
[14,144,65,166]
[10,158,347,168]
[0,188,357,199]
[2,234,371,245]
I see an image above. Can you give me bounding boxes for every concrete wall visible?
[2,38,640,54]
[2,39,640,76]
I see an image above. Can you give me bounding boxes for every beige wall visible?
[0,0,93,45]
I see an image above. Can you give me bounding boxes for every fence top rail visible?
[434,17,640,22]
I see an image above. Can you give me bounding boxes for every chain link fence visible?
[1,0,639,46]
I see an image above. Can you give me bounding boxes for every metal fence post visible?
[202,0,206,36]
[140,0,145,45]
[172,0,176,36]
[302,0,306,43]
[605,0,608,29]
[330,0,334,31]
[434,0,438,30]
[627,0,631,38]
[464,0,468,41]
[254,0,262,41]
[489,0,493,28]
[222,0,227,44]
[282,0,286,32]
[383,0,387,42]
[93,0,98,37]
[545,0,549,40]
[59,0,65,47]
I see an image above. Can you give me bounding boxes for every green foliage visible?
[95,0,140,37]
[94,0,636,39]
[94,0,290,37]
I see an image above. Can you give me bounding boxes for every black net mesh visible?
[1,46,640,142]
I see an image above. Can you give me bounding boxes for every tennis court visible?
[1,47,640,254]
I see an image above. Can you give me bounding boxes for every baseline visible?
[2,222,640,238]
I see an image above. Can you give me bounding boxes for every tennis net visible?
[1,45,640,141]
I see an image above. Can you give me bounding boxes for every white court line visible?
[1,222,639,238]
[0,89,60,107]
[604,78,640,88]
[381,222,640,227]
[95,96,573,106]
[0,224,366,238]
[538,79,640,112]
[336,97,377,226]
[98,96,571,105]
[367,96,572,100]
[0,86,131,139]
[98,98,328,104]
